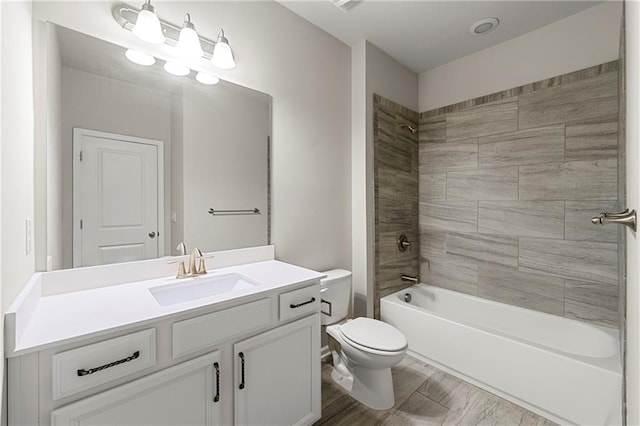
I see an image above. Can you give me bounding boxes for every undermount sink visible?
[149,273,261,306]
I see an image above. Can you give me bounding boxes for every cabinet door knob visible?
[239,352,246,390]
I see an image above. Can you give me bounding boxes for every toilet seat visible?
[340,318,407,353]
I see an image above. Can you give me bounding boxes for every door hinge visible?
[80,219,83,230]
[79,150,83,162]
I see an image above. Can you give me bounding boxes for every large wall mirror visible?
[38,23,271,270]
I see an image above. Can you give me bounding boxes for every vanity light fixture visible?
[125,49,156,66]
[163,61,190,76]
[177,14,204,61]
[131,0,164,44]
[196,72,220,85]
[113,3,237,69]
[211,29,236,70]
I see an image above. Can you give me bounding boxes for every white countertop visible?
[6,254,325,357]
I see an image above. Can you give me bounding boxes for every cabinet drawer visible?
[279,285,320,321]
[173,298,271,359]
[52,329,156,400]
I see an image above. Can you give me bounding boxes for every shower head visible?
[401,124,417,135]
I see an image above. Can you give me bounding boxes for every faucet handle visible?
[176,262,188,279]
[196,255,215,275]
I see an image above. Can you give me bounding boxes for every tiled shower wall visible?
[418,61,620,327]
[373,95,419,318]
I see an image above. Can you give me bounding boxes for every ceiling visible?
[278,0,601,73]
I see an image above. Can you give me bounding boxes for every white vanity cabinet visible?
[7,268,323,426]
[51,351,222,426]
[234,314,320,426]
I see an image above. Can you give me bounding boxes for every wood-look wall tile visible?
[447,233,518,267]
[519,72,618,129]
[419,231,447,261]
[419,139,477,173]
[446,98,518,140]
[519,238,618,286]
[519,159,617,200]
[419,114,446,144]
[420,259,478,296]
[478,264,564,315]
[566,117,618,161]
[478,125,565,168]
[478,201,564,238]
[565,201,619,242]
[447,166,518,201]
[419,201,477,233]
[565,279,618,327]
[419,173,446,201]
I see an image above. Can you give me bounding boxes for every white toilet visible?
[321,269,408,410]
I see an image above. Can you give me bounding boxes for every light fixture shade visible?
[163,61,190,76]
[196,72,220,85]
[132,2,164,44]
[125,49,156,66]
[177,14,203,60]
[211,30,236,69]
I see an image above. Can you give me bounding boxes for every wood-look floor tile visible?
[383,392,461,425]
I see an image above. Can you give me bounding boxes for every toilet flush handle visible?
[320,287,332,316]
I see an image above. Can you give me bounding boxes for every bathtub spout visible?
[401,275,418,283]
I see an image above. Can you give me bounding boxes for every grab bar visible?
[208,208,261,216]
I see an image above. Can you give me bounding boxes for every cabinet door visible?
[234,314,320,426]
[51,351,222,426]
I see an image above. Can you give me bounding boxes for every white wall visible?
[33,1,352,273]
[352,40,418,317]
[626,2,639,424]
[61,67,173,267]
[0,0,35,415]
[419,1,622,112]
[182,82,269,252]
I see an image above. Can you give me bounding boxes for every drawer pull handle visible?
[239,352,246,390]
[77,351,140,377]
[290,297,316,309]
[213,362,220,402]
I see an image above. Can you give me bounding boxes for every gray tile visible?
[519,72,618,129]
[446,98,518,140]
[457,391,546,426]
[419,232,447,261]
[417,370,480,414]
[384,392,460,425]
[419,139,478,173]
[419,201,478,233]
[478,125,565,168]
[447,166,518,201]
[519,159,617,201]
[519,238,618,286]
[478,264,565,316]
[565,201,619,243]
[478,201,564,238]
[479,263,565,302]
[447,233,519,268]
[419,173,446,201]
[420,259,478,296]
[419,114,446,144]
[566,116,618,161]
[565,279,619,327]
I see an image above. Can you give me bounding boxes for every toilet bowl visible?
[321,270,408,410]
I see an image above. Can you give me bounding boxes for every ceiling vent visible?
[331,0,362,12]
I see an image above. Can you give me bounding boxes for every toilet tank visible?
[320,269,352,325]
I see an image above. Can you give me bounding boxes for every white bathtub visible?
[380,284,622,425]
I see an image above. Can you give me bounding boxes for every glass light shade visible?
[177,26,203,61]
[163,61,190,76]
[132,7,164,44]
[211,34,236,69]
[125,49,156,66]
[196,72,220,85]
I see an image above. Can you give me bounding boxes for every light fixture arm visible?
[112,2,217,59]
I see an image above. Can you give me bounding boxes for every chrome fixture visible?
[208,208,261,216]
[403,293,412,303]
[592,208,637,232]
[401,275,418,283]
[113,2,236,83]
[400,124,417,135]
[176,242,187,256]
[398,234,411,252]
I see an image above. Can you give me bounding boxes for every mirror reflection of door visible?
[72,128,164,267]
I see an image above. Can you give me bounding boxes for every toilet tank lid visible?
[320,269,352,284]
